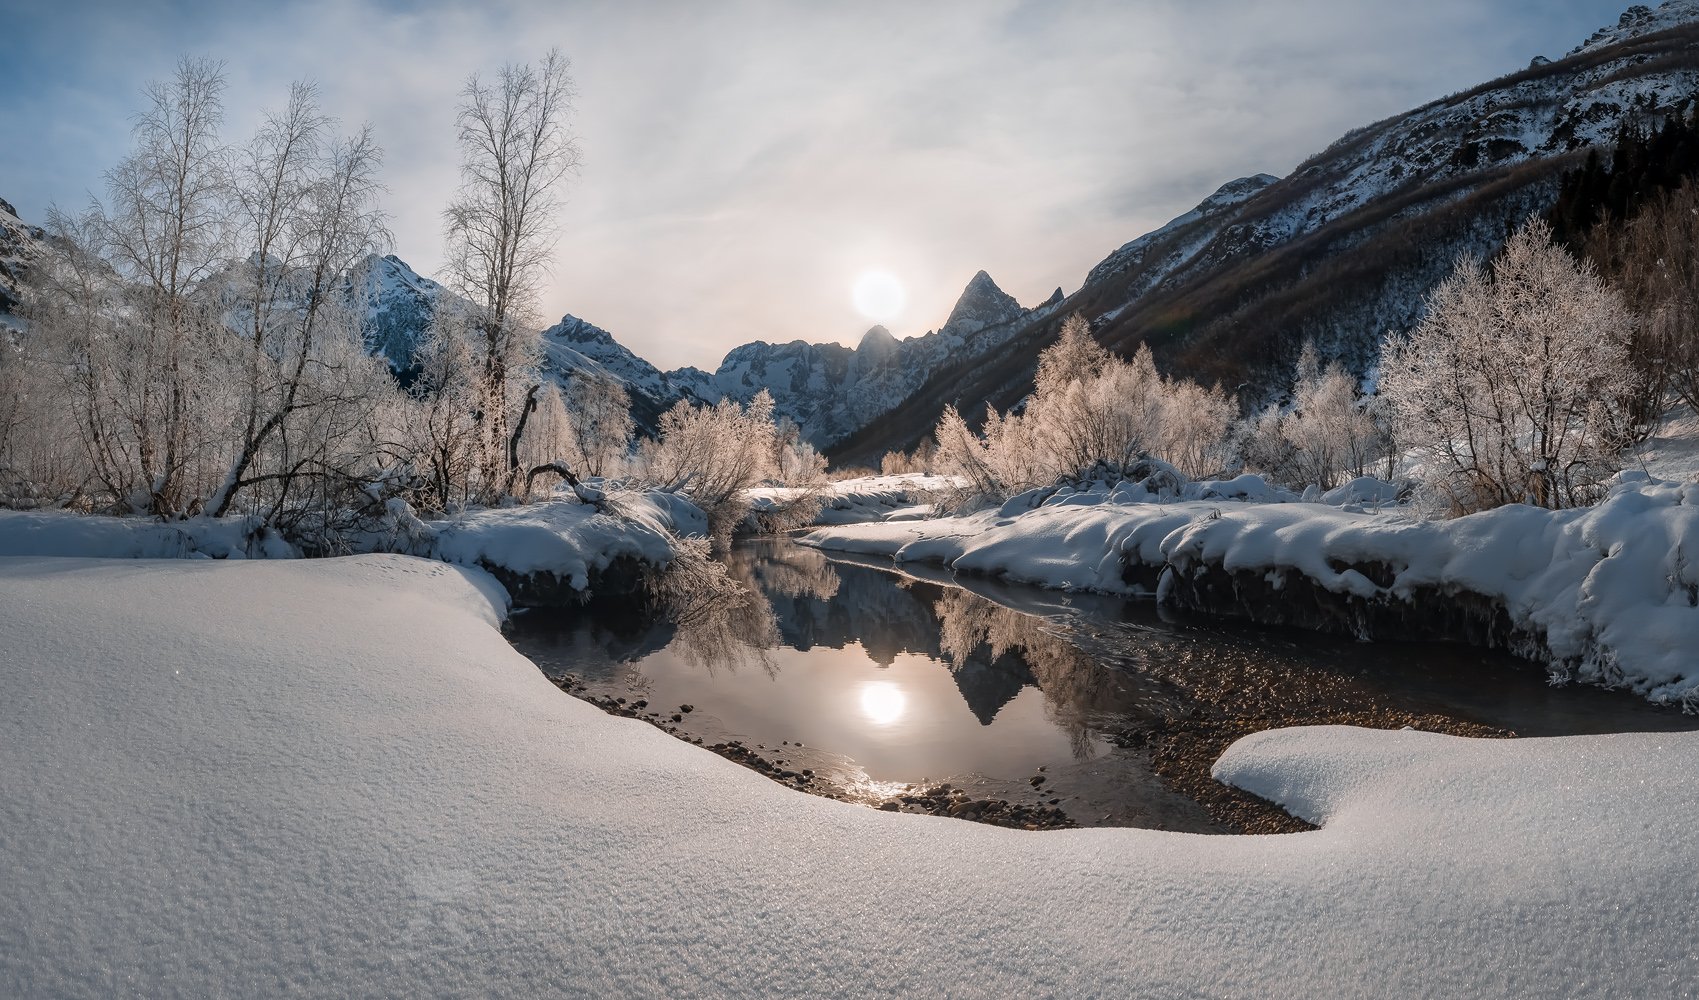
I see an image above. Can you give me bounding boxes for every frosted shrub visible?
[1240,343,1393,490]
[1379,219,1638,513]
[930,313,1234,500]
[639,390,782,538]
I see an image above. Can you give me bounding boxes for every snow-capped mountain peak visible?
[942,270,1023,334]
[1571,0,1699,54]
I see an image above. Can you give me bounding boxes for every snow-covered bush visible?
[638,390,784,538]
[1239,344,1395,490]
[931,313,1234,501]
[1380,219,1638,513]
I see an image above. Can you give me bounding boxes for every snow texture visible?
[427,490,701,585]
[805,471,1699,706]
[4,554,1699,997]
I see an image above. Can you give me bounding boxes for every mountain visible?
[0,198,45,328]
[827,0,1699,466]
[345,254,446,377]
[695,270,1062,447]
[336,254,697,432]
[538,314,714,431]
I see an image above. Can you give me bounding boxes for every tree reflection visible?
[648,538,846,675]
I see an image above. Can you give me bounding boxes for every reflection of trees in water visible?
[650,538,782,675]
[729,541,842,603]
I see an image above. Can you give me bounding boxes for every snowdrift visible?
[2,554,1697,996]
[0,487,705,606]
[804,471,1699,706]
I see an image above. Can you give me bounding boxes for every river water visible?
[508,538,1699,832]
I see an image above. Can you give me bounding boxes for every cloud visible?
[2,0,1628,371]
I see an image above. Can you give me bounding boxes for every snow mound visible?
[428,490,700,587]
[3,555,1698,996]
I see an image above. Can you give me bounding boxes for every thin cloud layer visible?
[2,0,1626,370]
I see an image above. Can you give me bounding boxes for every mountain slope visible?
[0,198,45,328]
[829,1,1699,467]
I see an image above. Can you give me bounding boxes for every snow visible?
[0,510,295,559]
[4,553,1699,996]
[1628,404,1699,484]
[746,475,961,528]
[0,488,703,594]
[804,472,1699,706]
[427,490,700,585]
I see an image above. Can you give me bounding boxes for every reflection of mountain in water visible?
[735,542,1164,733]
[949,650,1035,725]
[729,541,941,665]
[516,539,1178,743]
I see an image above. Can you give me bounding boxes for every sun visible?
[852,270,906,322]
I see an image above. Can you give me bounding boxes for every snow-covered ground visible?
[746,474,959,529]
[804,470,1699,707]
[0,487,703,598]
[3,553,1698,996]
[1628,404,1699,484]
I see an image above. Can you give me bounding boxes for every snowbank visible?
[3,554,1697,996]
[0,509,296,559]
[426,490,703,601]
[745,474,959,530]
[804,473,1699,706]
[0,488,705,606]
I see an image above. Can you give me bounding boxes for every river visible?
[508,538,1699,833]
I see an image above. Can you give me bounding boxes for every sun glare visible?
[851,270,906,322]
[858,680,908,727]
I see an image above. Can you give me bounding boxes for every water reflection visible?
[859,681,908,726]
[509,538,1699,829]
[516,539,1140,780]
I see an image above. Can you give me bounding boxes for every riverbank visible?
[803,470,1699,709]
[516,540,1696,836]
[6,553,1699,995]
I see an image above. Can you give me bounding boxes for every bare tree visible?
[564,370,633,478]
[442,49,580,501]
[206,85,389,518]
[98,56,231,515]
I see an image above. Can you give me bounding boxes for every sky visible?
[1,0,1637,372]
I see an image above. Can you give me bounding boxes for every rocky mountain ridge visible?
[827,0,1699,466]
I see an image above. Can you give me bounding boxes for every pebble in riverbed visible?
[544,673,1075,831]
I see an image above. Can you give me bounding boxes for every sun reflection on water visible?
[859,680,908,726]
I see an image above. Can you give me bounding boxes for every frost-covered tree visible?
[404,309,483,511]
[1241,344,1391,490]
[442,49,579,500]
[640,390,781,538]
[207,85,390,520]
[563,371,633,478]
[772,418,827,486]
[1379,219,1637,512]
[92,57,232,515]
